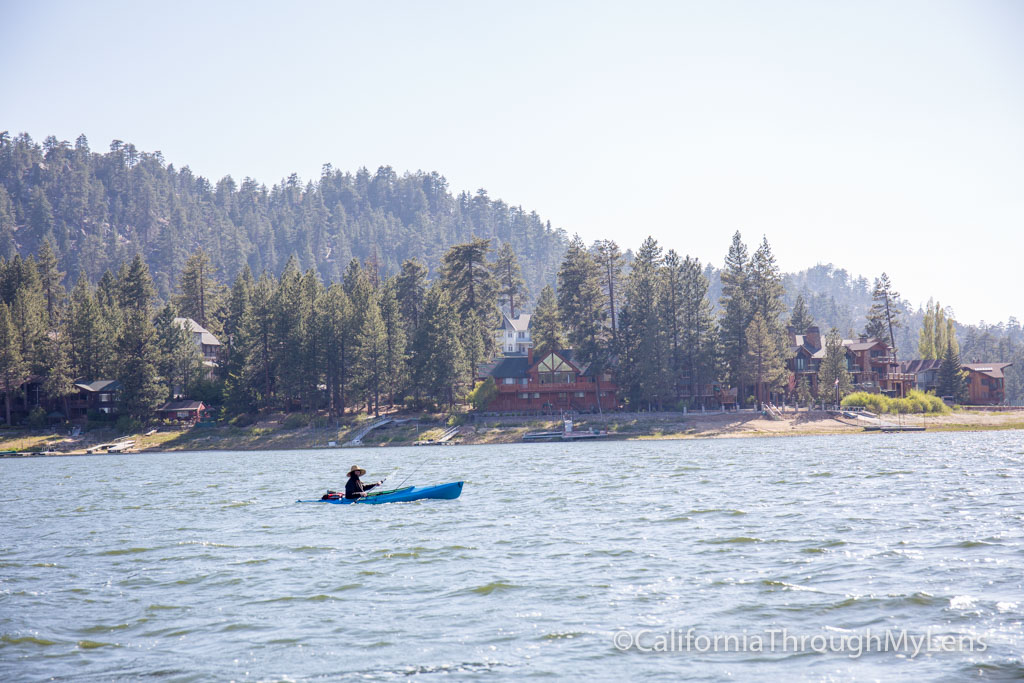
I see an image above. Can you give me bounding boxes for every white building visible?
[496,313,532,356]
[174,317,221,378]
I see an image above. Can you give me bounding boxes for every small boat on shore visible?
[297,481,464,505]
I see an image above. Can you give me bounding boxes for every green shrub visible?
[842,389,949,415]
[282,413,311,430]
[230,413,258,427]
[447,413,467,427]
[115,416,143,434]
[27,406,48,428]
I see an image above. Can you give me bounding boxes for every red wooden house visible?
[962,363,1012,405]
[486,349,617,412]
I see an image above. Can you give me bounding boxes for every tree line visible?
[0,132,567,306]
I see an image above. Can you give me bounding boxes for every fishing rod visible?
[393,460,428,490]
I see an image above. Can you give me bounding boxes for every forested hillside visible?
[0,132,568,302]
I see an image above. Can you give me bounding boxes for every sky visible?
[2,0,1022,324]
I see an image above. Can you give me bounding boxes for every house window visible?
[599,391,607,397]
[558,392,567,399]
[575,391,585,398]
[532,392,540,399]
[503,377,515,385]
[518,331,526,339]
[795,357,806,371]
[520,377,529,385]
[99,393,112,403]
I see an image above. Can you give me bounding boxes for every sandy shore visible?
[2,409,1022,456]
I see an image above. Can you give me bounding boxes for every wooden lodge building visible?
[962,363,1012,405]
[787,327,915,398]
[486,348,617,413]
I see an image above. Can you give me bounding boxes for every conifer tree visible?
[557,235,606,366]
[411,284,467,408]
[355,289,388,416]
[789,293,814,334]
[680,256,719,408]
[117,309,164,420]
[864,272,901,351]
[619,237,668,409]
[40,323,75,418]
[491,242,528,317]
[719,232,751,401]
[530,285,565,355]
[817,327,853,405]
[119,254,155,313]
[0,302,25,426]
[220,266,254,383]
[938,338,968,403]
[395,258,428,336]
[36,239,65,326]
[68,273,113,379]
[155,304,200,399]
[177,249,223,332]
[380,279,407,407]
[440,238,498,376]
[745,312,785,406]
[318,283,352,414]
[592,239,624,345]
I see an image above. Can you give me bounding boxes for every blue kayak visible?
[297,481,464,505]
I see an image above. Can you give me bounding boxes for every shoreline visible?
[2,410,1023,457]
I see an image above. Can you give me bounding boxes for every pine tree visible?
[659,250,685,400]
[817,327,853,405]
[680,256,719,408]
[789,293,814,334]
[745,312,785,407]
[592,239,624,345]
[354,289,388,416]
[557,235,607,366]
[796,375,813,408]
[119,254,155,313]
[220,266,253,384]
[531,285,565,355]
[0,302,25,426]
[177,249,223,332]
[379,278,407,407]
[619,237,668,409]
[491,242,528,317]
[155,304,200,399]
[68,273,114,379]
[318,283,352,414]
[864,273,901,351]
[411,284,467,408]
[719,232,751,401]
[40,322,75,418]
[117,308,165,420]
[36,239,65,327]
[395,258,428,336]
[938,339,968,403]
[440,237,498,376]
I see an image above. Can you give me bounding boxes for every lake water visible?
[2,432,1023,680]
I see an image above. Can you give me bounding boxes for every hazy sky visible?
[3,0,1022,323]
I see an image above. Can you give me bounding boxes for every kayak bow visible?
[297,481,464,505]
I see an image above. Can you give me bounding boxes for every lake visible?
[2,432,1023,680]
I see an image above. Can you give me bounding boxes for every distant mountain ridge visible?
[0,132,569,301]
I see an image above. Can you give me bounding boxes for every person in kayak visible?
[344,465,382,500]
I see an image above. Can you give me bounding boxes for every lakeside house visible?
[70,380,121,419]
[495,312,532,356]
[174,317,221,379]
[786,327,916,399]
[156,400,208,423]
[486,348,618,413]
[962,363,1012,405]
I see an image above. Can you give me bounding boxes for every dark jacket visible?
[345,475,379,500]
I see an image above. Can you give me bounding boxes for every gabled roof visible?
[901,359,943,374]
[158,400,206,412]
[963,362,1012,379]
[500,313,531,333]
[489,356,531,379]
[74,379,121,393]
[843,338,886,352]
[174,317,221,346]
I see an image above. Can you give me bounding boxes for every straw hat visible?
[347,465,367,477]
